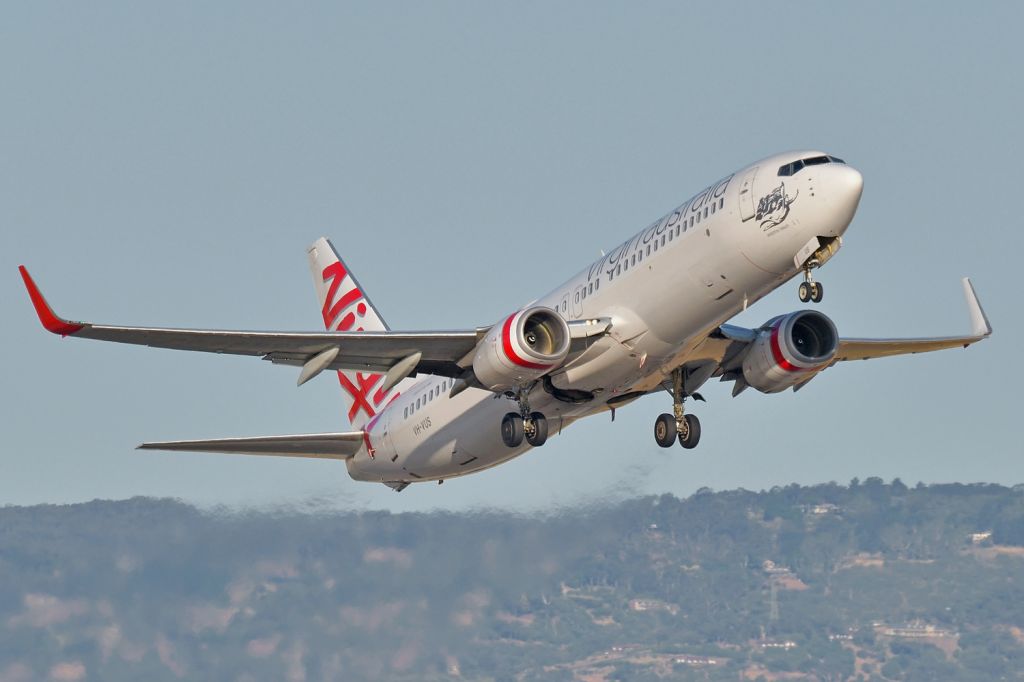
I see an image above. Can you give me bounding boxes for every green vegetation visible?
[1,480,1023,680]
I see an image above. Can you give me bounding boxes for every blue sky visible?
[2,3,1020,513]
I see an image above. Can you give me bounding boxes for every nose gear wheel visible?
[799,264,824,303]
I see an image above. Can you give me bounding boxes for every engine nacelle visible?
[742,310,838,394]
[473,306,571,392]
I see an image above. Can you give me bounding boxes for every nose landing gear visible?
[798,264,824,303]
[795,236,842,304]
[653,368,702,449]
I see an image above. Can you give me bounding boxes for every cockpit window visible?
[778,154,845,176]
[777,160,803,176]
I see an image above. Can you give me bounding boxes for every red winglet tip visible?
[18,266,84,337]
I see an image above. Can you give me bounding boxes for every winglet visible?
[961,277,992,338]
[18,266,85,337]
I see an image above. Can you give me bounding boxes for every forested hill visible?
[2,480,1024,681]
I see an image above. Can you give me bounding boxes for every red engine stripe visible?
[501,314,552,371]
[769,324,801,373]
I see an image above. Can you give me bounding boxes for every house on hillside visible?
[629,599,678,615]
[674,655,719,666]
[968,531,993,545]
[800,503,841,516]
[877,622,956,639]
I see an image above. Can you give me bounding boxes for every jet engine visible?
[473,306,571,392]
[742,310,838,394]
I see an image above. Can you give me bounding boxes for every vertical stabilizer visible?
[307,238,415,430]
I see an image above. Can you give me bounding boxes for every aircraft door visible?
[572,286,584,318]
[738,166,758,221]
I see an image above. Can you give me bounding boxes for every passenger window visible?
[719,198,724,209]
[595,279,600,290]
[581,288,586,300]
[704,207,709,218]
[404,407,408,418]
[696,212,701,224]
[574,291,580,303]
[631,254,636,266]
[710,203,716,215]
[661,235,666,246]
[668,231,673,242]
[653,240,658,252]
[588,282,593,294]
[416,397,420,409]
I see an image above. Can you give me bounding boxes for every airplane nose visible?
[841,165,864,199]
[831,165,863,232]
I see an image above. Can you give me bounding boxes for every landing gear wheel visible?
[654,413,677,448]
[810,281,823,303]
[798,281,811,303]
[678,414,701,449]
[500,412,524,448]
[525,412,548,447]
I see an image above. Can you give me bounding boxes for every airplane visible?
[19,150,992,493]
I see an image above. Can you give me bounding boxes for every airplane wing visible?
[137,432,365,459]
[832,279,991,362]
[688,278,990,396]
[19,265,480,380]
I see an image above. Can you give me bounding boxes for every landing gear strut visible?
[501,386,548,448]
[798,262,824,303]
[654,368,701,449]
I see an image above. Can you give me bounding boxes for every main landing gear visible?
[798,262,824,303]
[654,369,702,449]
[501,387,549,448]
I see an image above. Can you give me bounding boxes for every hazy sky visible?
[3,3,1020,513]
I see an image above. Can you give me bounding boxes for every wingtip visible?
[18,266,84,337]
[961,277,992,338]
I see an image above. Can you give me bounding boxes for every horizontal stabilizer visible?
[137,432,365,460]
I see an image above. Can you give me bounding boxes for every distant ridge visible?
[1,481,1023,680]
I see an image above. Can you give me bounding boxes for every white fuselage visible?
[349,151,864,484]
